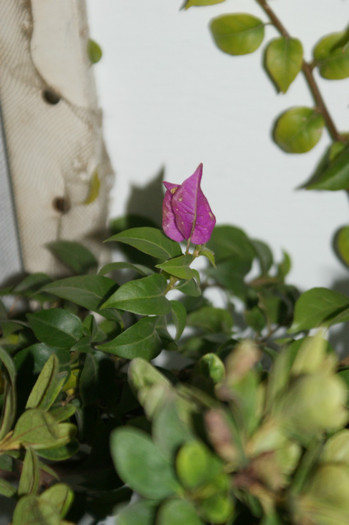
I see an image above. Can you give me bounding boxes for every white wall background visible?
[86,0,349,292]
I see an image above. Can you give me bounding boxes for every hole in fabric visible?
[42,89,61,105]
[52,197,70,214]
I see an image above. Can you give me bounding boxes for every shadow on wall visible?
[126,166,165,227]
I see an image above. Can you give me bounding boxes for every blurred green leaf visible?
[210,14,264,55]
[176,440,222,490]
[188,306,233,334]
[116,501,156,525]
[302,144,349,191]
[12,495,61,525]
[83,169,101,204]
[277,250,292,280]
[251,239,273,275]
[153,397,193,459]
[102,274,170,315]
[158,499,203,525]
[13,273,52,298]
[274,107,324,153]
[46,240,97,274]
[196,353,225,384]
[184,0,225,8]
[107,227,181,260]
[314,29,349,79]
[98,261,153,277]
[27,309,83,349]
[0,478,16,497]
[290,287,349,332]
[43,275,117,313]
[111,427,178,499]
[265,37,303,93]
[334,226,349,267]
[98,317,162,360]
[170,300,187,339]
[87,38,103,64]
[156,255,199,281]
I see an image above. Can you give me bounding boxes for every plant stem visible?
[256,0,346,143]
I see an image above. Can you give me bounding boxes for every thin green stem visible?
[255,0,346,143]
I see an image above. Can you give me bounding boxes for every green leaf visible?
[116,501,156,525]
[188,306,233,334]
[169,300,187,339]
[199,246,216,267]
[153,397,193,459]
[46,240,97,274]
[314,30,349,80]
[210,14,265,56]
[197,488,234,523]
[265,37,303,93]
[176,440,222,489]
[18,447,40,496]
[36,440,79,461]
[98,317,162,360]
[11,409,76,450]
[101,274,170,315]
[14,344,70,376]
[43,275,117,312]
[39,483,73,518]
[302,144,349,191]
[111,427,178,499]
[107,227,182,260]
[26,355,67,411]
[277,250,292,280]
[12,495,61,525]
[196,353,225,384]
[208,225,255,269]
[158,499,204,525]
[87,38,103,64]
[13,273,52,298]
[156,255,199,281]
[27,309,83,349]
[0,478,16,497]
[274,107,324,153]
[290,287,349,332]
[251,239,273,275]
[184,0,225,9]
[98,261,153,277]
[334,226,349,267]
[175,278,202,297]
[0,346,17,439]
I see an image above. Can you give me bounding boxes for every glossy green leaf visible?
[334,226,349,267]
[98,317,162,360]
[111,427,178,499]
[158,499,203,525]
[14,344,70,376]
[274,107,324,153]
[98,261,153,277]
[18,447,40,496]
[314,30,349,80]
[27,309,83,349]
[251,239,273,275]
[12,409,76,450]
[101,274,170,315]
[188,306,233,333]
[156,254,199,281]
[265,37,303,93]
[40,483,73,518]
[184,0,225,8]
[116,501,156,525]
[26,355,67,411]
[107,227,181,260]
[46,240,97,274]
[0,346,17,439]
[43,275,117,312]
[12,495,61,525]
[170,300,187,339]
[290,287,349,332]
[210,14,265,56]
[302,144,349,191]
[87,38,103,63]
[175,278,201,297]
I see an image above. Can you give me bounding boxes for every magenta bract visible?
[162,164,216,244]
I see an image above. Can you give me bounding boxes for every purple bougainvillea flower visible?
[162,163,216,244]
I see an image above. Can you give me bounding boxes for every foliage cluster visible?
[1,218,349,524]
